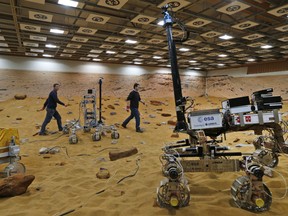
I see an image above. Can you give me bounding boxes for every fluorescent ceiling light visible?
[153,56,162,59]
[157,20,164,26]
[106,50,116,54]
[179,48,190,52]
[43,54,53,57]
[247,58,256,62]
[45,44,57,48]
[134,62,142,65]
[218,54,228,57]
[58,0,78,7]
[194,67,201,70]
[189,60,197,63]
[166,65,171,67]
[219,34,233,40]
[93,58,101,61]
[217,63,225,66]
[125,39,137,44]
[50,29,64,34]
[261,45,273,49]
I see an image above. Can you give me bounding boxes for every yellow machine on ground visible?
[0,128,25,177]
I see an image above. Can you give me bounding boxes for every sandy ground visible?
[0,70,288,216]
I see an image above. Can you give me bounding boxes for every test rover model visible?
[63,78,119,144]
[156,4,287,212]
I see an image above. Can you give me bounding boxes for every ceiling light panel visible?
[217,1,250,15]
[153,51,166,55]
[186,18,212,28]
[267,4,288,17]
[217,41,236,46]
[242,33,265,40]
[280,45,288,49]
[90,49,103,53]
[201,31,222,38]
[157,0,191,12]
[172,30,183,37]
[71,36,89,43]
[30,48,44,53]
[100,44,115,49]
[25,52,38,56]
[147,38,164,44]
[183,39,201,45]
[247,42,266,47]
[87,54,99,57]
[77,27,97,35]
[58,0,79,7]
[66,44,82,48]
[134,45,149,50]
[120,28,141,35]
[0,43,8,47]
[275,24,288,32]
[197,47,214,52]
[139,55,151,58]
[278,36,288,42]
[30,35,47,41]
[80,57,90,61]
[60,54,72,57]
[29,11,53,22]
[131,14,157,24]
[124,50,137,54]
[226,48,243,53]
[115,54,127,58]
[63,49,76,53]
[255,49,272,53]
[0,48,11,52]
[97,0,128,10]
[19,23,41,32]
[86,13,110,24]
[105,37,122,43]
[23,41,39,47]
[181,52,195,56]
[232,21,259,30]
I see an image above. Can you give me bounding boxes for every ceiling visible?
[0,0,288,71]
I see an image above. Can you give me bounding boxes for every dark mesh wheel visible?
[92,132,101,141]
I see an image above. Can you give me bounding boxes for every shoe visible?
[121,124,127,128]
[38,132,48,136]
[136,128,144,133]
[39,130,48,135]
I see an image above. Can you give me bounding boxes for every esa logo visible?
[198,116,214,123]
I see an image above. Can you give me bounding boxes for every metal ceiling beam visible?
[9,0,22,50]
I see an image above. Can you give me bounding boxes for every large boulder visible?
[109,147,138,161]
[14,94,27,100]
[0,174,35,197]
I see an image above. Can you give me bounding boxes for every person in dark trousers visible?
[122,83,145,133]
[38,83,67,135]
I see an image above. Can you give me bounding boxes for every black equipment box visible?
[227,96,250,108]
[252,88,273,97]
[252,88,282,110]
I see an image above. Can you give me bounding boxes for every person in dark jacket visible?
[122,83,145,133]
[38,83,67,135]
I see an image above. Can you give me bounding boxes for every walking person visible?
[122,83,145,133]
[38,83,67,135]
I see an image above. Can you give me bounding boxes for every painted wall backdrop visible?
[1,55,288,101]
